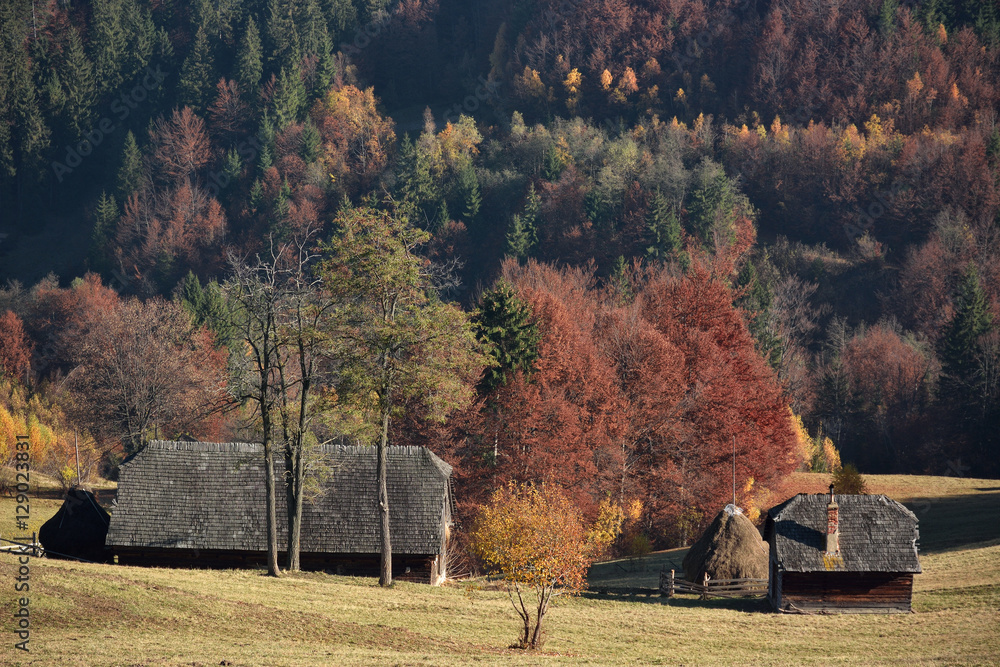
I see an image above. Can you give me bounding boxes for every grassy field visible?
[0,472,996,665]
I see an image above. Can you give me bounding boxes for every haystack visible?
[39,488,112,563]
[682,506,768,583]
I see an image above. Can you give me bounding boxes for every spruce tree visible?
[505,214,532,260]
[645,189,681,259]
[474,279,541,393]
[90,0,126,94]
[313,31,337,98]
[62,25,97,139]
[522,182,541,248]
[323,0,357,43]
[272,66,307,129]
[90,191,118,271]
[940,263,993,392]
[266,0,301,72]
[300,119,321,163]
[458,164,481,222]
[117,131,143,200]
[236,18,263,95]
[178,26,216,112]
[121,2,156,84]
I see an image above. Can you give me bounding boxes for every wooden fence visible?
[0,532,41,557]
[659,569,768,599]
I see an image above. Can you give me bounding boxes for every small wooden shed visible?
[764,487,921,613]
[106,441,454,584]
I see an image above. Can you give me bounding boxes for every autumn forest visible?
[0,0,998,550]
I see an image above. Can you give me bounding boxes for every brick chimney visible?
[825,483,839,554]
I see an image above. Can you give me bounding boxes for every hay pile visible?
[682,507,768,582]
[39,488,112,563]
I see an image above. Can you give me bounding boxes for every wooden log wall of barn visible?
[780,572,914,613]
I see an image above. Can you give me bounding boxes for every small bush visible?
[627,533,653,558]
[832,463,868,494]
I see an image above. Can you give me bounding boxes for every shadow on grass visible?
[902,492,1000,553]
[580,590,770,613]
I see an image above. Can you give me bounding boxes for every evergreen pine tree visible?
[117,131,143,200]
[505,214,533,260]
[266,0,301,72]
[178,26,216,112]
[121,3,156,84]
[645,189,682,259]
[543,144,564,180]
[458,164,481,222]
[300,119,321,163]
[474,279,541,393]
[236,18,263,95]
[91,191,119,271]
[272,66,307,129]
[522,182,541,248]
[878,0,899,37]
[940,263,994,392]
[436,199,450,231]
[62,25,97,139]
[396,133,437,220]
[10,48,51,185]
[323,0,357,43]
[179,270,206,319]
[90,0,126,94]
[313,31,337,98]
[298,0,327,57]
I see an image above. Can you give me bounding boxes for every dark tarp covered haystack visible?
[682,506,768,582]
[39,488,112,563]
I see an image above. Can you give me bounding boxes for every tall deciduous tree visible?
[318,207,485,587]
[224,246,290,578]
[68,297,226,458]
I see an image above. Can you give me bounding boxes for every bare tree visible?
[224,246,288,578]
[68,297,225,458]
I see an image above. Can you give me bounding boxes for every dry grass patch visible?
[0,540,997,666]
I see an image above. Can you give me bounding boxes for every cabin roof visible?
[106,440,452,555]
[764,494,921,574]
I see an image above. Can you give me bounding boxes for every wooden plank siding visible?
[778,572,914,613]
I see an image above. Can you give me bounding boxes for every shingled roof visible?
[764,494,921,574]
[106,441,452,555]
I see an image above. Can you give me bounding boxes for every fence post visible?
[668,569,675,598]
[702,572,709,600]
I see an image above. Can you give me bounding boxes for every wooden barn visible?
[764,487,921,613]
[106,440,454,584]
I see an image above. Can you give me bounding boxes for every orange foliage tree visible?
[0,311,32,382]
[68,297,227,457]
[470,483,600,650]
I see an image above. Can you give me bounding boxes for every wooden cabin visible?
[764,487,921,613]
[106,441,454,584]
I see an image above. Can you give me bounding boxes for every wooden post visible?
[669,569,675,598]
[702,572,709,600]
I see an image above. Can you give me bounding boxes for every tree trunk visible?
[288,369,310,571]
[287,434,304,571]
[378,408,392,587]
[263,422,281,578]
